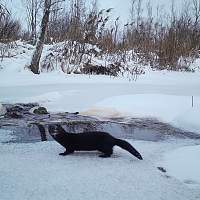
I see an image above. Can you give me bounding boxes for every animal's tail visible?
[115,139,143,160]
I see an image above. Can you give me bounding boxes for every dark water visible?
[1,103,200,143]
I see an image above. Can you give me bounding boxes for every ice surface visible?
[0,129,15,143]
[0,138,200,200]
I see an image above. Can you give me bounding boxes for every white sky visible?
[4,0,187,28]
[98,0,184,23]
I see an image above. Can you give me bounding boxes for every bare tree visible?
[0,4,21,42]
[24,0,42,44]
[29,0,65,74]
[47,0,65,42]
[136,0,143,29]
[192,0,200,27]
[29,0,52,74]
[130,0,136,23]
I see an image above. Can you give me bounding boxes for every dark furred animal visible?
[48,124,143,160]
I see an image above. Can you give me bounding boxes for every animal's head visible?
[48,124,58,137]
[48,124,68,147]
[48,124,67,137]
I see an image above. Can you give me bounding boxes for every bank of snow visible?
[84,94,200,134]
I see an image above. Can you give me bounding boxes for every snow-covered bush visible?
[40,41,145,78]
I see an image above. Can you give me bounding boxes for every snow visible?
[0,42,200,133]
[0,41,200,200]
[0,2,200,199]
[1,78,200,134]
[0,129,15,143]
[161,145,200,187]
[83,94,200,134]
[173,109,200,133]
[0,139,200,200]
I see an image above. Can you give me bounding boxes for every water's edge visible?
[0,103,200,143]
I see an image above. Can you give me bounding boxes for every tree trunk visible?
[29,0,51,74]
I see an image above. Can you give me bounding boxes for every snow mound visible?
[172,109,200,134]
[162,145,200,187]
[84,94,200,134]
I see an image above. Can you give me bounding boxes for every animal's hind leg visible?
[99,146,113,158]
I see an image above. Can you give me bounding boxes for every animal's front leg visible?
[59,149,74,156]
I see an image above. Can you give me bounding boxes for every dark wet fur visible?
[48,124,143,160]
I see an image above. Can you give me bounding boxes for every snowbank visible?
[84,94,200,134]
[172,109,200,133]
[162,145,200,187]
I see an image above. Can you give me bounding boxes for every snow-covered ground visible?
[161,145,200,188]
[0,132,200,200]
[1,41,200,199]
